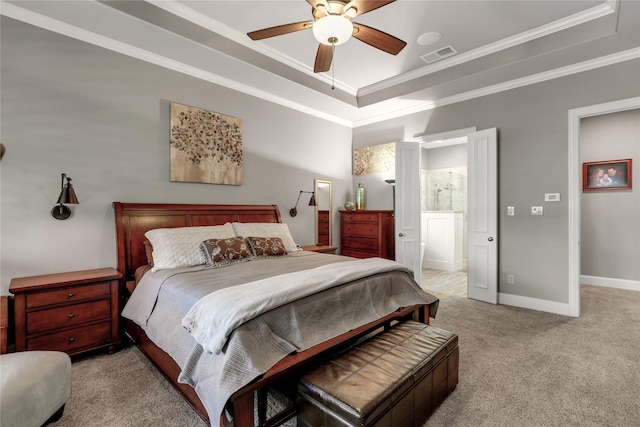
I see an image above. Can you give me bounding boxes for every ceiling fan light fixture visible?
[313,15,353,46]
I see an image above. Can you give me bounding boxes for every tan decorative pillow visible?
[200,237,254,267]
[246,236,288,258]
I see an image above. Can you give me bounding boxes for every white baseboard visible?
[498,292,574,317]
[580,275,640,292]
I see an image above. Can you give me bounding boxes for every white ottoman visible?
[1,351,71,427]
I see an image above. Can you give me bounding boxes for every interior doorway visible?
[396,128,497,304]
[568,97,640,316]
[420,137,468,298]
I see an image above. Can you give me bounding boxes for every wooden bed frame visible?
[113,202,430,427]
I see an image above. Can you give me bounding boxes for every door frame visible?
[567,96,640,317]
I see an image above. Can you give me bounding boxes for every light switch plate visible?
[531,206,543,215]
[545,193,561,202]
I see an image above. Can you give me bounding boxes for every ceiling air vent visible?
[420,45,457,64]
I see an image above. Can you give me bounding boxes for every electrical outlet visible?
[507,274,515,285]
[531,206,543,215]
[507,206,515,216]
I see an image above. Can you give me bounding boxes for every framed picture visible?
[583,159,632,191]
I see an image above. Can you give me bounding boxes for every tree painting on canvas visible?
[170,102,243,185]
[353,142,395,175]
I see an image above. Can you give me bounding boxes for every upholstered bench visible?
[0,351,72,427]
[297,321,458,427]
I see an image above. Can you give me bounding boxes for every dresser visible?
[317,210,330,246]
[10,268,121,356]
[340,210,395,260]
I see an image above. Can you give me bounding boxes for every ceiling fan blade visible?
[352,23,406,55]
[345,0,395,17]
[314,44,333,73]
[306,0,330,9]
[247,21,313,41]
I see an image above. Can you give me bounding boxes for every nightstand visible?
[300,245,338,254]
[10,268,121,356]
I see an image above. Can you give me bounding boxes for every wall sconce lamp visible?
[289,191,316,217]
[51,173,79,220]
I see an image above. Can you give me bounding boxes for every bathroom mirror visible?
[314,179,332,246]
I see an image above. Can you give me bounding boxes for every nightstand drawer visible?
[341,222,379,237]
[27,299,111,334]
[342,236,378,251]
[26,282,111,308]
[27,321,112,353]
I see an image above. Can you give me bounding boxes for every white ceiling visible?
[2,0,639,127]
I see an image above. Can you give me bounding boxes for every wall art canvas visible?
[583,158,632,192]
[354,142,395,175]
[170,102,243,185]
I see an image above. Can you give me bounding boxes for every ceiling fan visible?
[247,0,406,73]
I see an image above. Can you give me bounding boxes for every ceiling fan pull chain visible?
[331,43,335,90]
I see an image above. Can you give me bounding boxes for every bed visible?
[114,202,439,427]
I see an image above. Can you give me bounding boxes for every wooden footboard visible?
[123,304,429,427]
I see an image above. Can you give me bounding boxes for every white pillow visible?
[145,223,235,272]
[231,222,300,252]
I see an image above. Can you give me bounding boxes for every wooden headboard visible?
[113,202,283,285]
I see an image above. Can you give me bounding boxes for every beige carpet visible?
[54,285,639,426]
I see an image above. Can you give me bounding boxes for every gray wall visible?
[422,144,468,170]
[580,109,640,281]
[353,59,640,304]
[0,18,352,294]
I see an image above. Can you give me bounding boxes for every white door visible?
[394,141,422,283]
[467,128,498,303]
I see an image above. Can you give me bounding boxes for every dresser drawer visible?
[26,282,111,308]
[341,249,379,259]
[341,212,379,223]
[27,321,112,353]
[342,236,378,251]
[27,299,111,334]
[341,222,379,237]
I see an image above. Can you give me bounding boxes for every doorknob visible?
[398,233,404,237]
[488,237,494,241]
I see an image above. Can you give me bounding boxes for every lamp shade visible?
[57,183,79,204]
[313,15,353,46]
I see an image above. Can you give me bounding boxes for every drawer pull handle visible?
[68,337,75,343]
[69,313,75,319]
[68,292,75,298]
[368,243,373,246]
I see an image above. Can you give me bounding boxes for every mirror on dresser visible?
[314,179,332,246]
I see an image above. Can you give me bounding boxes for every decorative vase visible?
[344,201,355,211]
[355,183,365,210]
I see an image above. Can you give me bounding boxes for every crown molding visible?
[351,47,640,128]
[358,1,618,97]
[2,0,636,129]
